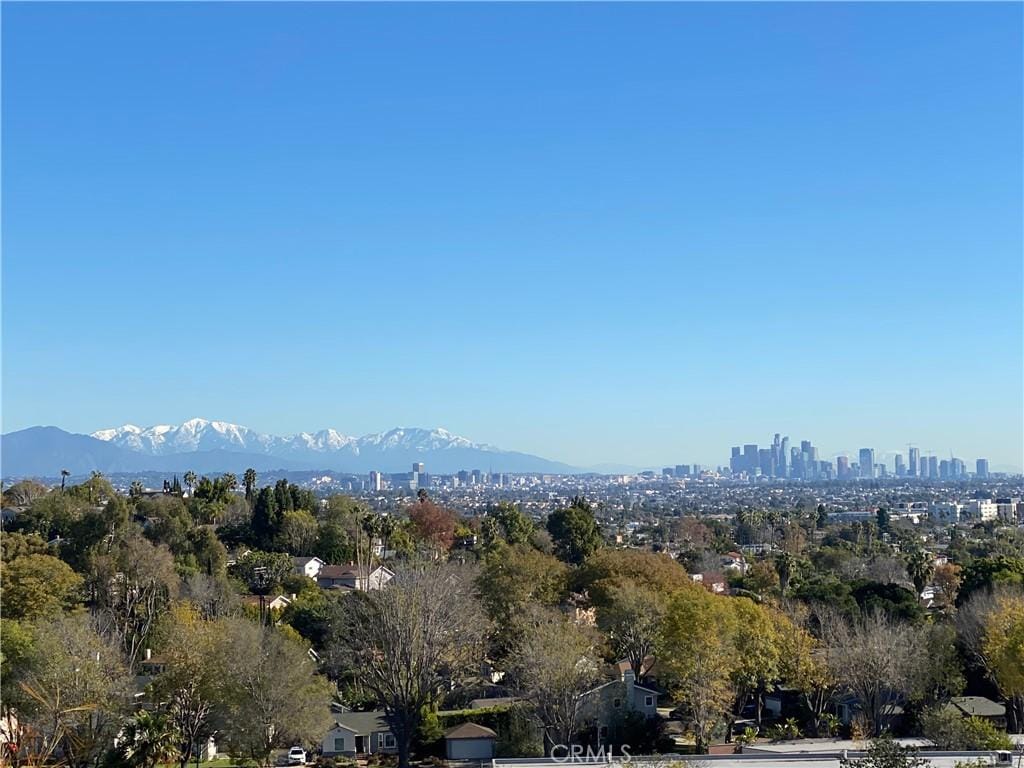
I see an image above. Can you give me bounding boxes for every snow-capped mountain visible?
[2,419,579,478]
[90,419,496,458]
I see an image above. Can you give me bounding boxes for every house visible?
[241,594,294,612]
[444,722,497,760]
[293,556,326,580]
[577,669,659,744]
[944,697,1006,730]
[321,711,397,756]
[317,564,394,591]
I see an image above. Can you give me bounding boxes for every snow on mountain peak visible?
[89,419,487,458]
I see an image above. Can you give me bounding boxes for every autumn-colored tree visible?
[408,500,457,552]
[981,591,1024,732]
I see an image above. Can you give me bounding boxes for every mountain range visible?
[0,418,581,479]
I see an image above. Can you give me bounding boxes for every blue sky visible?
[3,2,1022,470]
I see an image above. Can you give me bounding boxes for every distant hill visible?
[2,419,581,479]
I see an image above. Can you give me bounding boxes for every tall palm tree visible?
[60,469,71,493]
[183,471,197,495]
[243,468,257,503]
[117,710,178,768]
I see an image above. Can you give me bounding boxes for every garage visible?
[444,722,497,760]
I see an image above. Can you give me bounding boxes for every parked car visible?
[287,747,307,765]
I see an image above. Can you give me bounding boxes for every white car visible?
[286,747,307,766]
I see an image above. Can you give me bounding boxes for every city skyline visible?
[3,3,1022,470]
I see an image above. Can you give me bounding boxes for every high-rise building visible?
[730,447,742,474]
[675,464,689,478]
[369,470,384,491]
[413,462,425,474]
[662,467,675,478]
[758,448,773,477]
[836,455,850,479]
[928,456,939,479]
[908,447,919,477]
[895,454,905,477]
[743,444,758,473]
[976,458,990,479]
[779,437,789,477]
[859,448,875,479]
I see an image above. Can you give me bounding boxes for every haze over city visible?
[3,2,1022,470]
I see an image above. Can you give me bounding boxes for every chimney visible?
[622,667,636,706]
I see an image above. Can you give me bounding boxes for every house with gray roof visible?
[321,710,397,756]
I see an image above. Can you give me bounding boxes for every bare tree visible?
[330,561,486,768]
[822,610,926,736]
[506,608,601,755]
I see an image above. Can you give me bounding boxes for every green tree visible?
[491,502,534,546]
[958,556,1024,604]
[243,468,258,503]
[251,487,281,549]
[9,614,132,768]
[0,553,83,619]
[839,736,928,768]
[116,710,179,768]
[547,499,602,565]
[906,549,934,597]
[477,544,569,658]
[88,533,178,672]
[215,619,333,767]
[596,581,665,680]
[660,585,738,752]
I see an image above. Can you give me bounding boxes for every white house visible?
[292,556,326,580]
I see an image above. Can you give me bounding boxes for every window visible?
[334,737,345,752]
[645,695,654,707]
[613,698,621,708]
[380,733,396,749]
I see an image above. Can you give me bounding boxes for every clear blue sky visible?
[3,2,1022,470]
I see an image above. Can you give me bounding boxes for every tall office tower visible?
[939,460,951,480]
[780,437,790,477]
[952,458,966,478]
[662,467,675,478]
[730,447,742,474]
[877,464,888,478]
[743,444,758,473]
[895,454,905,477]
[800,440,812,456]
[471,469,482,485]
[758,448,772,477]
[908,447,920,477]
[928,456,939,479]
[369,470,384,491]
[977,459,990,479]
[413,462,425,474]
[859,448,876,478]
[675,464,688,477]
[837,455,850,478]
[692,464,701,474]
